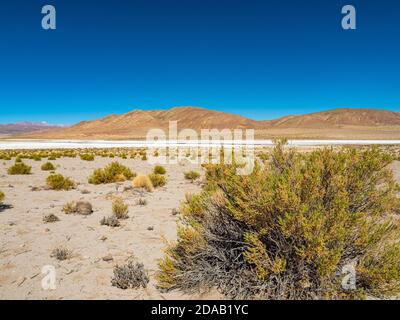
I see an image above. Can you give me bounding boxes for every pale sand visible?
[0,157,221,300]
[1,155,399,300]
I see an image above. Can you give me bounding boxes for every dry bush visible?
[0,191,4,203]
[62,202,76,214]
[46,174,75,190]
[136,198,147,206]
[111,261,149,289]
[132,175,154,192]
[51,247,71,261]
[148,173,166,188]
[184,170,200,182]
[7,162,31,175]
[100,215,120,227]
[157,141,400,300]
[112,197,129,219]
[154,165,166,175]
[41,162,55,171]
[80,154,95,161]
[89,162,136,185]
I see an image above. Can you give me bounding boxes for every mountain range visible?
[0,122,66,137]
[5,107,400,140]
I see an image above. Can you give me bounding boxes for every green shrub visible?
[112,197,129,219]
[15,157,22,163]
[7,162,31,175]
[80,154,95,161]
[184,170,200,182]
[157,141,400,300]
[46,174,75,190]
[41,162,55,171]
[89,162,136,185]
[148,173,166,188]
[153,165,166,175]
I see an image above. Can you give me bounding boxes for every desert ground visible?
[1,147,400,300]
[0,154,224,300]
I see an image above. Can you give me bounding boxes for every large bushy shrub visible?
[157,141,400,299]
[88,162,136,184]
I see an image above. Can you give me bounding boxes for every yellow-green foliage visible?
[184,170,200,182]
[80,154,95,161]
[0,191,4,203]
[112,197,129,219]
[46,174,75,190]
[7,162,31,175]
[88,162,136,184]
[153,165,166,175]
[41,162,55,171]
[132,175,154,192]
[157,141,400,299]
[148,173,166,188]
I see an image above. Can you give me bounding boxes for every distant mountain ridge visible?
[0,122,66,136]
[10,107,400,140]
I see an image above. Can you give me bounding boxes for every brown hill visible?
[265,108,400,128]
[18,107,400,140]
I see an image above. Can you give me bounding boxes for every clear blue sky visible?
[0,0,399,124]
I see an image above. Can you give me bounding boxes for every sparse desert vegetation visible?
[100,215,121,227]
[7,162,31,175]
[80,153,95,161]
[43,213,60,223]
[184,170,200,182]
[46,174,75,190]
[112,197,129,219]
[1,145,400,300]
[51,247,72,261]
[111,260,149,290]
[153,165,166,175]
[62,201,93,215]
[148,173,166,188]
[41,162,55,171]
[132,175,154,192]
[89,161,136,184]
[0,191,4,203]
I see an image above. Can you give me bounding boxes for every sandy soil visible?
[1,155,399,300]
[0,157,221,300]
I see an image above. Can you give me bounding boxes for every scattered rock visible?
[75,201,93,215]
[81,189,91,194]
[147,226,154,231]
[99,236,107,241]
[102,255,113,262]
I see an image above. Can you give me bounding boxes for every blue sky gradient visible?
[0,0,399,124]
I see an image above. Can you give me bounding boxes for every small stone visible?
[102,255,113,262]
[99,236,107,241]
[147,226,154,231]
[75,201,93,215]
